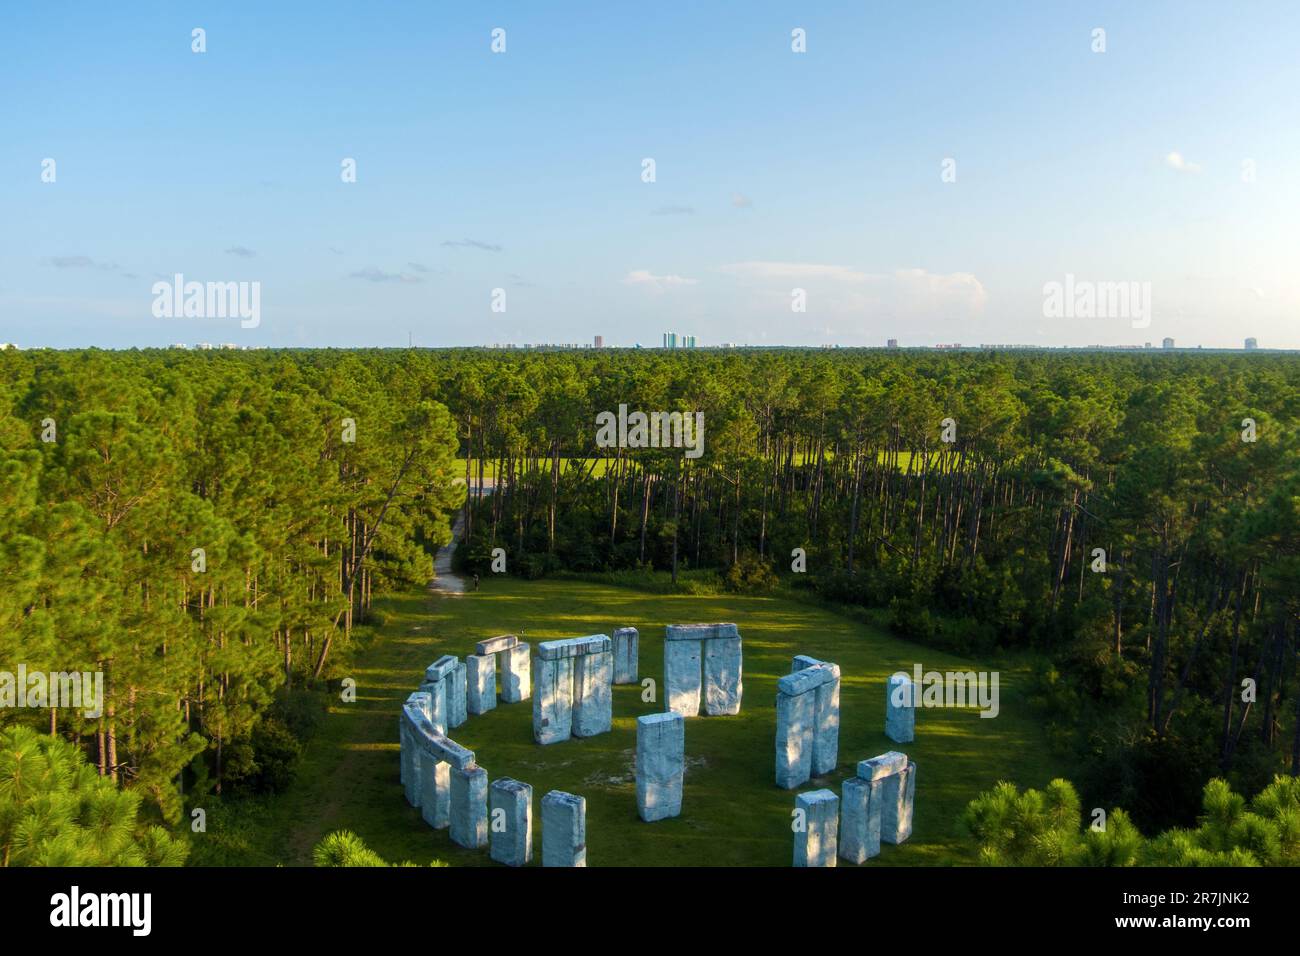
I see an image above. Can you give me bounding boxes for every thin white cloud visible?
[731,193,753,208]
[349,267,422,284]
[1165,151,1202,174]
[623,269,698,291]
[718,261,870,282]
[46,256,119,271]
[442,238,502,252]
[225,246,256,258]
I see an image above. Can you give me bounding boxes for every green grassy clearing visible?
[194,578,1066,866]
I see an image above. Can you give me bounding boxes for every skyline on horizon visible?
[4,1,1298,350]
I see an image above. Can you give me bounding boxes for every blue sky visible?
[2,1,1298,349]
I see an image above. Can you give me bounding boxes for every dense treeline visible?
[2,346,1297,835]
[1,349,462,820]
[443,347,1300,828]
[963,774,1300,866]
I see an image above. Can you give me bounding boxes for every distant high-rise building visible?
[1245,337,1258,350]
[594,335,604,348]
[1162,337,1175,349]
[887,338,899,349]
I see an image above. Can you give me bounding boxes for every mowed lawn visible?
[201,578,1067,867]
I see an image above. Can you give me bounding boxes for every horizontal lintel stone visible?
[424,655,459,682]
[777,664,835,697]
[536,635,611,660]
[857,750,908,781]
[475,634,519,656]
[664,622,739,642]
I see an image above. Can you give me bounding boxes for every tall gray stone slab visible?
[467,653,497,715]
[664,639,702,716]
[448,660,468,728]
[881,760,916,844]
[702,636,742,716]
[886,672,916,743]
[839,776,882,863]
[501,642,531,703]
[475,634,518,656]
[533,655,574,745]
[406,690,433,720]
[541,790,586,867]
[420,757,450,829]
[489,778,533,867]
[612,627,639,684]
[419,679,448,735]
[401,698,431,805]
[636,712,684,821]
[775,688,815,788]
[402,692,432,795]
[793,789,839,867]
[572,650,613,737]
[450,764,489,848]
[812,663,840,776]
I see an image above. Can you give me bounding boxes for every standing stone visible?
[703,636,743,716]
[501,642,531,703]
[636,712,684,821]
[466,654,497,715]
[664,639,702,716]
[775,690,814,789]
[541,790,586,867]
[886,672,916,743]
[419,679,449,735]
[420,756,451,829]
[881,760,916,844]
[533,656,574,745]
[612,627,639,684]
[407,690,434,721]
[792,654,820,672]
[401,694,432,805]
[775,668,825,789]
[572,650,613,737]
[448,660,468,729]
[838,777,881,863]
[812,663,840,776]
[794,789,839,867]
[450,764,489,848]
[489,778,533,867]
